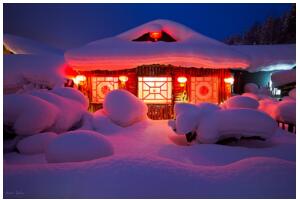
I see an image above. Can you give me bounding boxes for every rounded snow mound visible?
[103,89,148,127]
[242,92,260,100]
[274,101,296,124]
[223,95,259,109]
[258,98,278,119]
[196,102,221,112]
[4,94,58,135]
[52,87,89,109]
[244,83,259,93]
[92,110,122,134]
[45,130,113,163]
[196,109,277,144]
[17,132,57,155]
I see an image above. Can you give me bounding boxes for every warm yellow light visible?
[177,76,187,83]
[119,75,128,83]
[73,75,87,85]
[224,77,234,85]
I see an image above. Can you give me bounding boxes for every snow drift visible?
[222,95,259,109]
[274,100,296,124]
[92,110,122,134]
[45,130,113,163]
[103,89,148,127]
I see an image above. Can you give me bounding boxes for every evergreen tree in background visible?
[225,4,296,45]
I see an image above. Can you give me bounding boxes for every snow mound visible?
[4,94,58,135]
[222,95,259,109]
[244,83,259,93]
[51,87,89,109]
[92,110,122,134]
[103,89,148,127]
[28,90,84,132]
[196,109,277,144]
[45,130,113,163]
[174,103,220,134]
[258,99,278,119]
[288,88,296,99]
[274,101,296,124]
[17,132,57,155]
[242,92,260,100]
[4,54,65,93]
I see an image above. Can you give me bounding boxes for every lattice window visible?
[138,77,172,104]
[190,76,219,104]
[91,77,119,103]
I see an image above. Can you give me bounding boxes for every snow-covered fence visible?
[277,121,296,133]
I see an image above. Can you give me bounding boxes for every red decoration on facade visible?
[199,85,209,96]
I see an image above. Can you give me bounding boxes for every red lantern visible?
[150,31,162,40]
[224,77,234,85]
[177,76,187,87]
[73,75,87,85]
[118,75,128,83]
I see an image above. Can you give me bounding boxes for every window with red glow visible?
[91,77,118,103]
[138,77,172,104]
[190,77,219,104]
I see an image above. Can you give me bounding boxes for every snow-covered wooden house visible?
[64,19,295,119]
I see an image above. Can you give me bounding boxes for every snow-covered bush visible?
[28,90,85,133]
[244,83,259,93]
[4,94,58,135]
[242,92,260,100]
[196,102,221,113]
[17,132,57,155]
[92,110,122,134]
[103,89,148,127]
[45,130,113,163]
[274,101,296,124]
[196,108,277,144]
[52,87,89,109]
[174,103,199,115]
[222,95,259,109]
[258,98,278,119]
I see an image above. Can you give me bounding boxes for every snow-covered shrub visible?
[92,110,122,134]
[17,132,57,155]
[288,88,296,99]
[4,94,58,135]
[196,108,277,144]
[45,130,113,163]
[28,90,84,133]
[274,101,296,124]
[196,102,221,113]
[242,92,260,100]
[222,95,259,109]
[258,99,278,119]
[103,89,148,127]
[51,87,89,110]
[174,103,199,115]
[77,112,94,130]
[244,83,259,93]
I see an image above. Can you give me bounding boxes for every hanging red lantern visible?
[118,75,128,83]
[150,31,162,40]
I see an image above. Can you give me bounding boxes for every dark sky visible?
[4,3,292,50]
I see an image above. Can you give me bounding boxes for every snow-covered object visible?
[28,90,84,132]
[65,19,249,70]
[45,130,113,163]
[17,132,57,155]
[242,92,260,100]
[282,96,295,102]
[4,54,66,93]
[4,136,23,153]
[271,69,296,87]
[103,89,148,127]
[4,34,63,55]
[196,109,277,144]
[92,110,122,134]
[174,102,220,134]
[51,87,89,109]
[78,112,94,130]
[274,101,296,124]
[232,44,296,72]
[244,83,259,93]
[4,94,58,135]
[288,88,296,99]
[258,99,278,119]
[222,95,259,109]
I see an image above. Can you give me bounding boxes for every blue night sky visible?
[4,3,292,50]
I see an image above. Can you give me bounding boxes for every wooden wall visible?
[79,64,232,120]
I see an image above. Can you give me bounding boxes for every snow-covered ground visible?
[4,119,295,198]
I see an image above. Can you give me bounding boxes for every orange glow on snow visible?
[150,31,162,40]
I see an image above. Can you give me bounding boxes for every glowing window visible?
[138,77,172,104]
[190,77,219,104]
[91,77,118,103]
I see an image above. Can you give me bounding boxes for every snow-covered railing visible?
[277,121,296,133]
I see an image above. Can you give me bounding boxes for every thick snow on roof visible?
[232,44,296,72]
[65,19,250,71]
[4,34,63,55]
[271,68,296,87]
